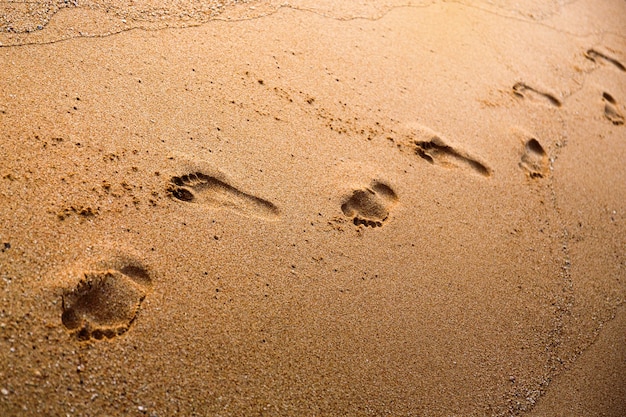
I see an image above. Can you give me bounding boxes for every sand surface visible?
[1,1,625,416]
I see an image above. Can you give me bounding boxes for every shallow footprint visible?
[341,181,398,227]
[414,136,492,177]
[513,82,562,107]
[602,92,624,126]
[61,264,151,341]
[584,49,626,72]
[168,172,279,220]
[519,138,549,179]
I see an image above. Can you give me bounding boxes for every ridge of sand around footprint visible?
[168,171,280,220]
[0,1,625,416]
[340,180,398,227]
[47,246,154,342]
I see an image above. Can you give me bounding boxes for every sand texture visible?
[1,0,625,416]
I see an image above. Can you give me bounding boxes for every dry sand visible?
[1,0,625,416]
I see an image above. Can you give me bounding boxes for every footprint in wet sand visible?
[342,181,398,227]
[168,172,279,220]
[519,138,549,179]
[584,49,626,72]
[61,262,152,341]
[513,82,562,107]
[602,92,624,126]
[414,136,492,177]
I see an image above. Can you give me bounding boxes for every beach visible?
[1,1,625,415]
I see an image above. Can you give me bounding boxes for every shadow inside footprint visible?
[414,137,491,177]
[61,265,151,341]
[513,82,562,107]
[603,92,624,126]
[168,172,279,220]
[342,181,398,228]
[519,138,549,179]
[584,49,626,72]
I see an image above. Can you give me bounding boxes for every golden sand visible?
[1,1,625,415]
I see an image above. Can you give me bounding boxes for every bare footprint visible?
[414,136,492,177]
[584,49,626,72]
[61,263,152,341]
[341,181,398,227]
[602,92,624,126]
[519,138,549,179]
[168,172,279,220]
[513,82,562,107]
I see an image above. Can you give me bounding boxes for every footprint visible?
[341,181,398,227]
[414,136,492,177]
[61,263,152,341]
[512,82,562,107]
[519,138,549,179]
[584,49,626,72]
[168,172,279,220]
[602,92,624,126]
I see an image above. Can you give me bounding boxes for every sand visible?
[0,0,625,416]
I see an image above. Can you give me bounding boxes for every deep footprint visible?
[519,138,549,179]
[168,172,279,220]
[414,136,491,177]
[602,92,624,126]
[342,181,398,228]
[584,49,626,72]
[61,265,151,341]
[513,82,562,107]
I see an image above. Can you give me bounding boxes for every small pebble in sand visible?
[1,388,9,395]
